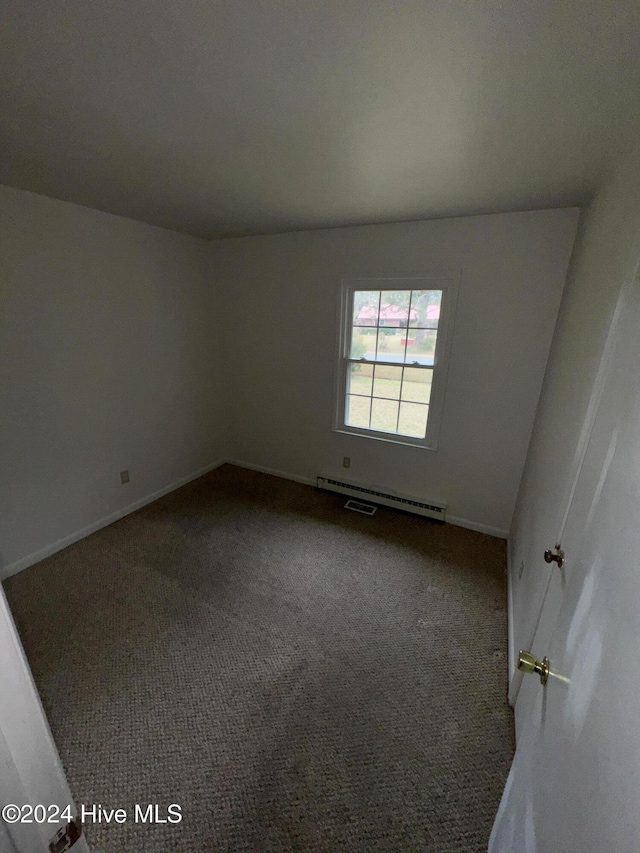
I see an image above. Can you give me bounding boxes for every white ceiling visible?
[2,1,640,238]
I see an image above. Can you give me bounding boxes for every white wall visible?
[0,190,581,577]
[0,186,227,578]
[212,209,579,536]
[509,153,640,679]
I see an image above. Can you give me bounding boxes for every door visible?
[490,266,640,851]
[0,586,89,853]
[508,261,630,707]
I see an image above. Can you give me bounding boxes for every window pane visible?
[370,397,399,433]
[350,328,378,360]
[347,362,373,396]
[398,402,429,438]
[401,367,432,404]
[409,290,442,328]
[352,291,380,327]
[379,290,412,328]
[374,326,403,361]
[373,364,402,399]
[404,329,437,365]
[346,394,371,429]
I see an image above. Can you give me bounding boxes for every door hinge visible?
[49,818,82,852]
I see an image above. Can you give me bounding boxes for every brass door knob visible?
[518,650,549,685]
[544,546,565,568]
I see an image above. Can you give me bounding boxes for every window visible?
[334,276,457,449]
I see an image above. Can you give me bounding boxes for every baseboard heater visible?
[317,476,446,522]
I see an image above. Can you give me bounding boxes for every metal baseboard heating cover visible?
[317,476,446,521]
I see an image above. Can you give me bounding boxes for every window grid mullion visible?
[369,290,381,429]
[403,291,413,363]
[395,366,404,433]
[396,291,414,431]
[373,291,382,363]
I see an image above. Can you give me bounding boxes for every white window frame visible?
[333,275,458,450]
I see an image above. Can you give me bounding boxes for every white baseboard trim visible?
[3,457,508,580]
[506,537,516,705]
[1,459,228,581]
[228,459,316,487]
[446,515,508,539]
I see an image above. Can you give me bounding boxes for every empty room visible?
[2,2,640,852]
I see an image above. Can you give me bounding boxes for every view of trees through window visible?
[345,289,442,439]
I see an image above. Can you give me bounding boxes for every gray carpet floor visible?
[4,465,514,852]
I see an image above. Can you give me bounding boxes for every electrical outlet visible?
[343,456,351,469]
[120,470,130,484]
[518,559,525,580]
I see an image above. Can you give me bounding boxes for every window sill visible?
[332,427,437,451]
